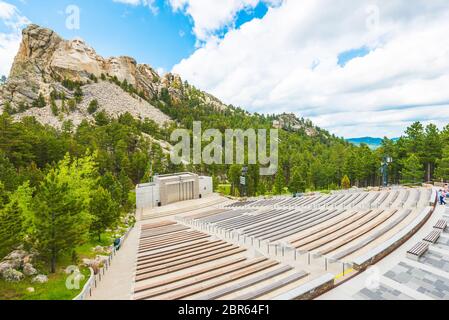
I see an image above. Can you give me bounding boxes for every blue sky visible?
[3,0,270,72]
[1,0,449,138]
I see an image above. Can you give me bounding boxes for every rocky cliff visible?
[0,24,227,128]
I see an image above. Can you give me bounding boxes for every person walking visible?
[439,189,447,205]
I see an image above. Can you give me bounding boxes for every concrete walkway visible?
[87,222,141,300]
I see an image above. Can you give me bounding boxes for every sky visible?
[1,0,449,139]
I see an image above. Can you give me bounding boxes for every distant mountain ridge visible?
[347,137,399,149]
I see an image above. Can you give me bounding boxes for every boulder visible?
[23,263,38,276]
[32,274,48,284]
[2,268,24,282]
[3,250,27,269]
[0,261,13,275]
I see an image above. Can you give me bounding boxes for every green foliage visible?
[67,99,76,112]
[434,147,449,182]
[94,110,110,126]
[289,168,306,193]
[400,153,424,184]
[273,167,285,195]
[32,153,97,273]
[50,100,58,116]
[3,102,16,115]
[89,186,120,241]
[228,165,241,196]
[0,199,24,258]
[341,175,351,189]
[87,99,99,114]
[32,93,46,108]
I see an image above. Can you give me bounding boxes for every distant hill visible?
[347,137,399,149]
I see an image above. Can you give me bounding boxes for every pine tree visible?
[341,175,351,189]
[273,167,285,195]
[90,187,120,241]
[289,168,306,194]
[400,153,424,184]
[32,154,97,273]
[423,124,442,182]
[228,164,241,196]
[435,147,449,182]
[0,200,24,258]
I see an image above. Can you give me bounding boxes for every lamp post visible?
[240,166,248,197]
[381,156,392,187]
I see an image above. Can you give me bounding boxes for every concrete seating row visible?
[197,209,247,224]
[331,209,412,260]
[352,206,434,270]
[251,209,345,242]
[215,209,294,230]
[293,209,377,250]
[271,273,335,300]
[317,209,400,256]
[225,200,257,208]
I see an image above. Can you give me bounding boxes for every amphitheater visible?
[89,185,449,300]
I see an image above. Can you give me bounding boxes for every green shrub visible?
[87,99,99,114]
[50,100,58,116]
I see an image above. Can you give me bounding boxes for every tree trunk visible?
[427,162,431,182]
[51,249,56,273]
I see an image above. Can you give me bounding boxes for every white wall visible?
[199,176,213,197]
[136,183,160,209]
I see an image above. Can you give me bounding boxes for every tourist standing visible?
[439,189,447,205]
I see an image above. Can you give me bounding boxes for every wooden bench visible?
[136,246,244,276]
[137,240,221,262]
[196,265,294,300]
[140,225,190,238]
[351,193,370,207]
[137,243,234,270]
[140,230,201,243]
[272,273,334,300]
[134,257,248,294]
[138,234,211,253]
[434,219,447,230]
[233,271,309,300]
[423,230,441,244]
[139,232,205,249]
[141,221,176,230]
[135,247,246,282]
[135,258,269,300]
[406,242,429,261]
[159,260,279,300]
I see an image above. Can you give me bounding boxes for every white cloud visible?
[168,0,281,42]
[0,1,30,77]
[172,0,449,137]
[113,0,159,15]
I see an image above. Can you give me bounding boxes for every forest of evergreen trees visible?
[1,82,449,270]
